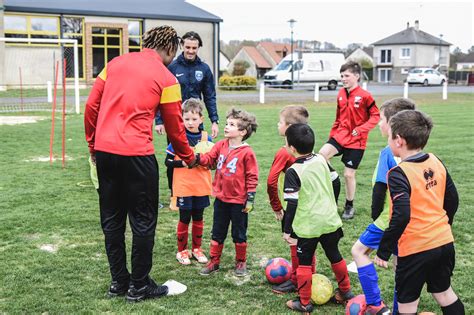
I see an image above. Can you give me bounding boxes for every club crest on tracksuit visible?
[195,70,203,81]
[354,96,362,108]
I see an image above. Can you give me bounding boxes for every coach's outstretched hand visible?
[187,154,200,169]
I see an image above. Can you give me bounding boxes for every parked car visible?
[407,68,447,86]
[263,52,345,90]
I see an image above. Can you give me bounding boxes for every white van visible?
[263,52,345,90]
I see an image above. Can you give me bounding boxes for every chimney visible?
[415,20,419,31]
[407,22,410,29]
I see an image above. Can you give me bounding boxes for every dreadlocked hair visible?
[142,25,180,54]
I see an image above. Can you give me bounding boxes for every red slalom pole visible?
[62,58,67,168]
[19,67,24,113]
[50,60,59,165]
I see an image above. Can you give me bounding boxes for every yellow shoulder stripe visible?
[98,66,107,81]
[161,83,182,104]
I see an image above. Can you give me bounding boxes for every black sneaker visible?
[272,279,296,294]
[126,279,168,302]
[333,288,355,304]
[286,299,314,314]
[107,280,129,298]
[342,205,355,220]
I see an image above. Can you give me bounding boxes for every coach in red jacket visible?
[84,26,196,302]
[319,61,380,220]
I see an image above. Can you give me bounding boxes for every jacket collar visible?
[142,48,163,63]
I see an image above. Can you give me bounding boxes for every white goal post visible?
[0,37,80,114]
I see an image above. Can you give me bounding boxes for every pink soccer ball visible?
[346,294,367,315]
[265,257,292,284]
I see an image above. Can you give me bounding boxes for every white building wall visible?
[0,0,5,90]
[145,19,215,73]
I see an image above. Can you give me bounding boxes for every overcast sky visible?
[187,0,473,52]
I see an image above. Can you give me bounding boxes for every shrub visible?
[219,75,257,90]
[232,60,250,76]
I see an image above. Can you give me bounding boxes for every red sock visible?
[210,240,224,264]
[290,245,299,285]
[331,259,351,293]
[176,221,189,252]
[235,242,247,262]
[311,255,317,274]
[192,220,204,250]
[296,265,313,306]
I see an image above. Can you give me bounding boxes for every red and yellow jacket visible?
[84,48,193,163]
[329,86,380,149]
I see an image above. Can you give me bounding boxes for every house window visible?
[401,68,410,74]
[128,20,142,53]
[5,14,60,45]
[61,17,85,79]
[379,68,392,83]
[380,49,392,64]
[400,48,411,59]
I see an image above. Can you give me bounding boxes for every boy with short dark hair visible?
[351,98,415,315]
[268,105,340,294]
[375,110,464,315]
[319,61,380,220]
[197,108,259,277]
[164,98,213,265]
[283,124,352,314]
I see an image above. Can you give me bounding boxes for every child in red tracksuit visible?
[197,108,258,277]
[319,61,379,220]
[268,105,341,294]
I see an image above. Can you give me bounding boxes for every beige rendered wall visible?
[145,19,215,73]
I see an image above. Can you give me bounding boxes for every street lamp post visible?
[288,19,296,88]
[438,34,443,66]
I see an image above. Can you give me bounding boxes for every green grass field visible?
[1,93,473,314]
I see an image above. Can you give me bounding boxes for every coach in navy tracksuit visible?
[155,31,219,138]
[155,31,219,196]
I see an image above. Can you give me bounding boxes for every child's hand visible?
[282,233,297,245]
[243,192,256,213]
[274,209,284,221]
[374,255,389,268]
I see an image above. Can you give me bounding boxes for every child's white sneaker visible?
[192,248,208,264]
[176,250,191,265]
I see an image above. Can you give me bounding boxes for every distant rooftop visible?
[4,0,222,23]
[372,21,450,46]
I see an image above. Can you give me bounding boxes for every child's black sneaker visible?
[107,280,129,297]
[342,205,355,219]
[126,279,168,302]
[200,262,219,276]
[333,288,355,304]
[272,279,296,294]
[286,299,314,314]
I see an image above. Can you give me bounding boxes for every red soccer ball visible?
[265,257,292,284]
[346,294,367,315]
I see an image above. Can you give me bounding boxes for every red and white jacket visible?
[200,139,258,205]
[329,85,380,150]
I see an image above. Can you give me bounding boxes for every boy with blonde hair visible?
[165,98,213,265]
[197,108,259,277]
